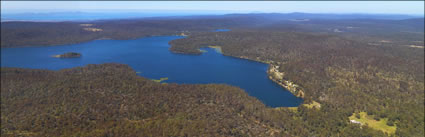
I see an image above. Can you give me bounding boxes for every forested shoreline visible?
[169,30,424,136]
[1,13,424,136]
[2,63,401,136]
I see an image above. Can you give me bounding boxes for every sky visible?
[1,1,424,15]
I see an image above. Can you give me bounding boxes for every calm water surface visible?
[1,36,302,107]
[213,29,231,32]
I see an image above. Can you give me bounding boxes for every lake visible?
[1,36,303,107]
[213,29,231,32]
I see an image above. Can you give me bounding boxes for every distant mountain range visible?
[1,12,423,22]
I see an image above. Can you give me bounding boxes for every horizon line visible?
[2,10,424,16]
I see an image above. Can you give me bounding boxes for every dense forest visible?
[2,13,423,47]
[1,14,269,47]
[1,64,395,137]
[1,13,424,136]
[169,25,424,137]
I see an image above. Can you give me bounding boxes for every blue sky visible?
[1,1,424,15]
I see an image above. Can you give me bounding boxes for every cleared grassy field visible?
[208,46,223,54]
[152,77,169,83]
[349,112,397,135]
[303,101,321,109]
[287,107,298,112]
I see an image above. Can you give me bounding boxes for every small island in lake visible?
[52,52,82,58]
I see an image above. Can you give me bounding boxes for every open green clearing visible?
[303,101,321,109]
[208,46,223,54]
[152,77,169,83]
[349,112,397,135]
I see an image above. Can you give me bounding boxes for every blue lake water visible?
[1,36,302,107]
[213,29,231,32]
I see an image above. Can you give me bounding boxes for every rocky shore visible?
[267,64,305,98]
[236,55,306,98]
